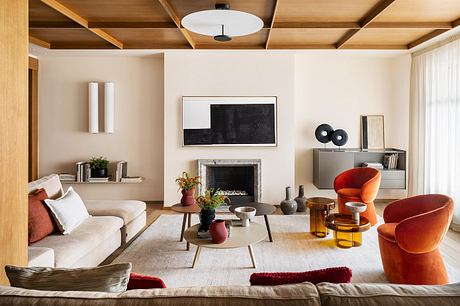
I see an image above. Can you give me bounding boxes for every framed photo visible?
[361,115,385,150]
[182,96,277,147]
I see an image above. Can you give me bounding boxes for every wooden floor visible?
[104,201,460,274]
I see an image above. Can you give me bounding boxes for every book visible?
[59,174,76,181]
[115,161,127,182]
[88,177,109,182]
[76,161,85,182]
[120,176,142,183]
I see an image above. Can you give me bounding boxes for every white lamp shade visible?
[181,9,263,37]
[88,82,98,133]
[104,82,114,133]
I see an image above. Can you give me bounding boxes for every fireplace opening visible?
[207,166,255,204]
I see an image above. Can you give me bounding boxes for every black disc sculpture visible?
[315,124,334,143]
[331,129,348,147]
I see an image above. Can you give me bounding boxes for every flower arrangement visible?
[196,189,230,211]
[175,171,201,191]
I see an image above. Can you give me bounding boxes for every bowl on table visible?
[234,206,257,227]
[345,202,367,223]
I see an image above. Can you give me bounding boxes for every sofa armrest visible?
[28,247,55,267]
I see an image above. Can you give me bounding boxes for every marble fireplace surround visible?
[197,159,262,202]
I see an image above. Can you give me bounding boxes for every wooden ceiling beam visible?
[274,22,360,29]
[265,0,280,49]
[367,22,452,29]
[157,0,195,49]
[267,44,336,50]
[29,21,82,28]
[341,44,408,50]
[407,29,449,49]
[40,0,123,49]
[29,35,51,48]
[336,0,396,49]
[88,21,176,29]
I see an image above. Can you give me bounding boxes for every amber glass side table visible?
[306,197,335,238]
[325,214,371,248]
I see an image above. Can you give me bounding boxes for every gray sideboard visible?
[313,148,406,189]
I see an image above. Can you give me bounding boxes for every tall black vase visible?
[199,209,216,232]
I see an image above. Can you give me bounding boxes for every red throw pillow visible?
[250,266,352,286]
[28,188,58,244]
[127,272,166,289]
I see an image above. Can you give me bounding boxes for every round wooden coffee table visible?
[171,203,201,251]
[184,222,267,269]
[325,213,371,249]
[229,202,276,242]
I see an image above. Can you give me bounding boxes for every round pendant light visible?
[181,3,263,42]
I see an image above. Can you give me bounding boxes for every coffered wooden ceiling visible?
[29,0,460,50]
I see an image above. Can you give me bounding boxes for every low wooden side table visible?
[229,202,276,242]
[184,222,267,269]
[306,197,335,238]
[171,203,201,251]
[325,213,371,249]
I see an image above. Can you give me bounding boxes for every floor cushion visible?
[250,267,352,286]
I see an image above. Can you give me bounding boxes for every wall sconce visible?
[88,81,115,134]
[104,82,114,134]
[88,82,99,133]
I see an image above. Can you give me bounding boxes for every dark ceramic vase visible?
[209,219,228,244]
[181,188,195,206]
[91,168,107,178]
[280,186,297,215]
[199,208,216,231]
[295,185,307,212]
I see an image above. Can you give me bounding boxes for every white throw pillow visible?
[44,187,90,234]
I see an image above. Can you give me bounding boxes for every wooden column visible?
[0,0,29,285]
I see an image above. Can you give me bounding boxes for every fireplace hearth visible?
[198,159,261,205]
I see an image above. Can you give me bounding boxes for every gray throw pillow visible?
[5,263,131,293]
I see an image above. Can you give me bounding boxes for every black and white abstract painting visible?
[182,96,277,146]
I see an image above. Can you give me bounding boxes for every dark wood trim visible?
[29,21,82,28]
[336,0,396,49]
[407,29,449,49]
[28,57,39,181]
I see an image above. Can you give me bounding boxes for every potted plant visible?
[175,171,201,206]
[90,156,109,178]
[196,189,229,231]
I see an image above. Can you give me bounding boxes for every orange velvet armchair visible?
[378,194,454,285]
[334,167,381,226]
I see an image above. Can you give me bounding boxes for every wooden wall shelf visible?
[60,179,143,185]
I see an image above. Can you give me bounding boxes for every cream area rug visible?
[113,215,460,288]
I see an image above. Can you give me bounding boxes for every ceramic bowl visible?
[345,202,367,223]
[234,206,257,227]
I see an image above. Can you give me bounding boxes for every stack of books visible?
[88,177,109,183]
[59,174,76,182]
[362,162,384,170]
[115,161,127,182]
[120,177,142,183]
[75,161,91,182]
[383,154,399,169]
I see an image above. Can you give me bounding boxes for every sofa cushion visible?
[250,267,352,286]
[28,174,63,199]
[30,216,123,268]
[44,187,90,235]
[377,223,397,243]
[84,200,146,225]
[317,282,460,306]
[28,189,58,244]
[28,247,55,268]
[128,272,166,290]
[5,263,131,293]
[0,282,321,306]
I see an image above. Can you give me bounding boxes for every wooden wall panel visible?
[0,0,29,285]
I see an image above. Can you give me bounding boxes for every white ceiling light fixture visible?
[181,3,263,42]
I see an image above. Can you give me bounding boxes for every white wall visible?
[38,55,164,201]
[163,52,296,206]
[294,53,411,199]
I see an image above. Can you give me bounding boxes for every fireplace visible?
[198,159,261,205]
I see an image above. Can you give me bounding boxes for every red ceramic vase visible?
[209,219,228,244]
[181,189,195,206]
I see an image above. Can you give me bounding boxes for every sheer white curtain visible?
[410,38,460,231]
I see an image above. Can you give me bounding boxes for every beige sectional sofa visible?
[1,281,459,306]
[27,174,146,268]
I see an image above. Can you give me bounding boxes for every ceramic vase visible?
[180,188,195,206]
[91,168,107,178]
[199,208,215,231]
[280,186,297,215]
[294,185,307,212]
[209,219,228,244]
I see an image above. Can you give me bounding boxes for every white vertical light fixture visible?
[104,82,114,133]
[88,82,99,133]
